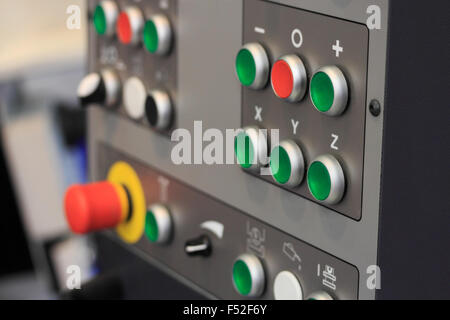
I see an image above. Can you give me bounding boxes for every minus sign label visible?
[254,27,266,34]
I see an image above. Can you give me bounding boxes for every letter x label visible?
[255,106,263,122]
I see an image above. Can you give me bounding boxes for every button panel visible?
[240,0,369,220]
[89,0,178,136]
[97,144,359,300]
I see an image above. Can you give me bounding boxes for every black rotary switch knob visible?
[185,235,212,257]
[77,69,120,108]
[77,73,106,107]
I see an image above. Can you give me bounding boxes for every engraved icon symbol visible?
[283,242,302,271]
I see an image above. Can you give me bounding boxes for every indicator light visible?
[145,204,172,244]
[143,14,172,55]
[117,7,144,45]
[307,155,345,204]
[93,1,118,37]
[235,43,269,89]
[271,54,307,102]
[270,140,305,187]
[310,66,348,116]
[232,254,265,297]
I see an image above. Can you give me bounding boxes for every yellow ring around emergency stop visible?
[107,161,146,244]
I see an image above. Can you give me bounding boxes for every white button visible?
[273,271,303,300]
[124,77,147,120]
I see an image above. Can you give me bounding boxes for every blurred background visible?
[0,0,96,299]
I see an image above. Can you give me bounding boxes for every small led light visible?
[232,260,252,296]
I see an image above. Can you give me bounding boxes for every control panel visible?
[237,0,369,220]
[63,0,402,300]
[81,0,178,135]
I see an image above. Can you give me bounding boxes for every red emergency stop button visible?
[117,7,144,45]
[64,181,130,234]
[271,54,307,103]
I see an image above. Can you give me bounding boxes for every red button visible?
[271,60,294,99]
[117,12,132,44]
[64,182,126,234]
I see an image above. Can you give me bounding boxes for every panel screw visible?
[369,99,381,117]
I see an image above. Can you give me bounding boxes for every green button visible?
[310,71,334,112]
[307,161,331,201]
[270,146,291,184]
[93,5,107,35]
[233,259,252,296]
[235,132,254,169]
[236,48,256,87]
[143,20,159,53]
[145,210,159,242]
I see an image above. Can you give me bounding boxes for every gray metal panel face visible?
[97,144,359,300]
[88,0,390,299]
[241,0,369,220]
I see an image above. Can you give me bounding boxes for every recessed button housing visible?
[307,154,346,204]
[235,43,269,89]
[307,291,334,300]
[145,204,172,244]
[145,90,173,130]
[310,66,348,116]
[232,253,265,297]
[117,6,144,45]
[93,1,118,37]
[270,140,305,187]
[143,14,173,55]
[271,54,307,102]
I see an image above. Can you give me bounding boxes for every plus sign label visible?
[332,40,344,58]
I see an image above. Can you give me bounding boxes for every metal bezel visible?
[150,14,173,55]
[242,43,269,90]
[148,204,172,244]
[309,154,345,204]
[101,68,121,108]
[125,6,144,45]
[233,253,265,297]
[148,90,173,130]
[272,54,307,102]
[306,291,334,300]
[311,65,348,116]
[271,140,305,187]
[100,1,119,37]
